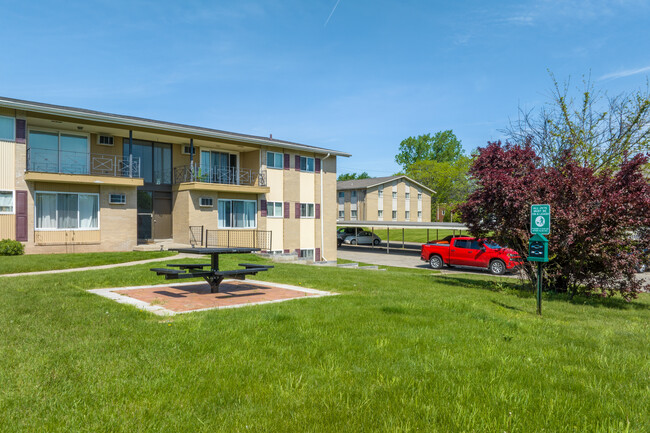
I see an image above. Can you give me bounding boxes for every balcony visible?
[25,148,144,187]
[173,164,270,194]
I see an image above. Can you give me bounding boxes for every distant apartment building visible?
[336,175,433,222]
[0,97,349,260]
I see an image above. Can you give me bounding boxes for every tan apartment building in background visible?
[0,97,349,261]
[336,175,433,222]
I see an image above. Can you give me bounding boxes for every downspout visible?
[320,153,331,262]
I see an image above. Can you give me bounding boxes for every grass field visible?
[0,250,177,274]
[342,228,469,243]
[1,253,648,432]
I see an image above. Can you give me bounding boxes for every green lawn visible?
[343,228,468,243]
[1,253,648,432]
[0,250,177,274]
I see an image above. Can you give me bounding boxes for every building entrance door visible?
[153,191,172,239]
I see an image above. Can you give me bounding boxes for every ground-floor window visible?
[35,192,99,229]
[338,210,344,219]
[299,249,314,260]
[0,190,14,213]
[351,210,357,220]
[218,199,256,228]
[405,211,410,219]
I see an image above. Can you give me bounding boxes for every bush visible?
[0,239,25,256]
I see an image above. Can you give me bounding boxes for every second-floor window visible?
[0,115,15,141]
[392,192,397,199]
[267,201,283,217]
[29,130,89,174]
[405,192,410,199]
[351,210,357,220]
[267,151,283,169]
[300,203,315,218]
[378,186,383,198]
[300,156,314,172]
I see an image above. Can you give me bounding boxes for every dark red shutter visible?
[315,158,321,173]
[15,119,26,144]
[284,201,290,218]
[284,153,290,170]
[316,248,321,261]
[295,155,301,171]
[315,203,320,219]
[295,248,301,256]
[295,202,300,218]
[284,249,290,254]
[261,200,267,217]
[15,190,28,241]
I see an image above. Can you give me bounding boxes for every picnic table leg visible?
[211,253,219,272]
[203,274,225,293]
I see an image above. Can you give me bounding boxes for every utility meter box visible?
[527,234,549,262]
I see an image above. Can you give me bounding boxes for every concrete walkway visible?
[0,253,199,278]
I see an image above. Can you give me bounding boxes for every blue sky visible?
[1,0,649,176]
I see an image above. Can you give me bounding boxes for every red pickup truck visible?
[420,236,522,275]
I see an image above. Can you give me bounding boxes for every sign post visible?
[528,205,550,315]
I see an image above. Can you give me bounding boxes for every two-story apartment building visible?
[336,175,433,222]
[0,97,349,260]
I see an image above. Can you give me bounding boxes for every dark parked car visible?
[337,227,359,247]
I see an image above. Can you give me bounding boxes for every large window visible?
[267,201,283,217]
[0,115,14,141]
[0,191,14,213]
[28,130,89,174]
[267,151,283,169]
[124,140,172,184]
[35,192,99,230]
[218,199,256,228]
[300,156,314,172]
[300,203,315,218]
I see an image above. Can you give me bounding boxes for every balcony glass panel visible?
[29,131,59,173]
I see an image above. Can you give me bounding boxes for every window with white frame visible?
[378,186,383,198]
[405,192,410,199]
[392,191,397,199]
[0,190,14,213]
[378,209,383,219]
[338,210,344,219]
[35,192,99,230]
[300,156,314,172]
[405,210,410,219]
[392,210,397,220]
[267,151,283,169]
[109,193,126,205]
[299,249,314,260]
[218,199,256,228]
[0,115,15,141]
[338,191,344,201]
[351,210,357,220]
[418,211,422,219]
[300,203,315,218]
[267,201,283,217]
[199,197,213,207]
[418,193,422,200]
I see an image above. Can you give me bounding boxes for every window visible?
[405,192,410,199]
[299,249,314,260]
[418,193,422,200]
[338,210,344,219]
[300,203,315,218]
[182,145,196,155]
[300,156,314,172]
[378,186,383,198]
[418,211,422,219]
[29,130,89,174]
[109,193,126,205]
[35,192,99,230]
[392,192,397,199]
[267,201,283,217]
[405,211,410,219]
[338,191,344,200]
[218,199,256,228]
[392,210,397,220]
[0,115,15,141]
[378,210,383,219]
[0,191,14,214]
[351,191,357,199]
[351,210,357,220]
[267,151,283,169]
[98,135,114,146]
[199,197,213,207]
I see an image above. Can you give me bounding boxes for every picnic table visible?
[150,247,273,293]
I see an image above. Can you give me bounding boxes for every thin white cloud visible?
[324,0,342,27]
[599,65,650,80]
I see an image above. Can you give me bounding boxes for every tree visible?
[457,141,650,300]
[337,172,371,181]
[395,130,463,170]
[504,74,650,171]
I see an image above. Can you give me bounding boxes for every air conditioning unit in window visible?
[182,145,196,155]
[97,135,114,146]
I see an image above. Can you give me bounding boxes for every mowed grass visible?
[0,253,648,432]
[0,250,177,274]
[348,228,468,243]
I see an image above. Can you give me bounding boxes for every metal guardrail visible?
[189,226,204,246]
[205,229,272,250]
[27,148,141,178]
[173,164,267,187]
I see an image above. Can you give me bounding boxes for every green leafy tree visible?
[395,130,463,170]
[337,172,370,181]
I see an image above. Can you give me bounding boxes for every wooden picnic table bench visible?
[150,247,273,293]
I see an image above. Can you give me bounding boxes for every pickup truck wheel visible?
[489,259,506,275]
[429,255,443,269]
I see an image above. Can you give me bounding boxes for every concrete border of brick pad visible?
[88,279,337,316]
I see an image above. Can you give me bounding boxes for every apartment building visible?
[336,175,433,222]
[0,97,349,260]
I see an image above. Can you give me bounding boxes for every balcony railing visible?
[27,148,141,178]
[173,164,267,187]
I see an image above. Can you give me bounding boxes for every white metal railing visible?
[27,148,141,178]
[173,164,267,187]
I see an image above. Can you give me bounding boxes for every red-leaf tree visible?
[458,141,650,299]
